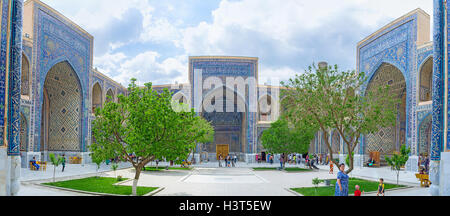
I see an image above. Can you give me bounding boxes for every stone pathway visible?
[17,161,430,196]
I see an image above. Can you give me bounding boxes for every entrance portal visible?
[216,144,230,160]
[41,61,82,152]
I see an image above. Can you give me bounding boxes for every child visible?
[376,178,385,196]
[329,160,334,174]
[354,185,364,196]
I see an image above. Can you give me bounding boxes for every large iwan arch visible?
[364,63,406,158]
[40,61,83,152]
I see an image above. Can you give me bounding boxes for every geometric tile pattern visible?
[44,61,81,151]
[419,57,433,102]
[418,114,432,155]
[365,63,407,155]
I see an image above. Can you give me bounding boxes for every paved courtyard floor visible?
[17,161,430,196]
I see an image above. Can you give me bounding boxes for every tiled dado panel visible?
[32,2,92,152]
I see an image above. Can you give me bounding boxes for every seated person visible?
[366,157,375,167]
[30,157,40,170]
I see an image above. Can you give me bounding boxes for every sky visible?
[39,0,433,86]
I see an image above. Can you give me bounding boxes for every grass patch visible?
[142,166,192,171]
[291,178,405,196]
[43,177,157,196]
[284,167,313,172]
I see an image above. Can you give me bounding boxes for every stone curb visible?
[284,188,303,196]
[286,185,414,196]
[34,182,162,196]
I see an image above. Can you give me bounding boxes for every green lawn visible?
[284,167,312,172]
[142,166,192,171]
[291,178,405,196]
[43,177,157,196]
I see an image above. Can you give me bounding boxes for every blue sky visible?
[40,0,433,86]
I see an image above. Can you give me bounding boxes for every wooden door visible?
[216,144,229,160]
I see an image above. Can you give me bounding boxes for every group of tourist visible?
[418,154,430,174]
[29,154,66,172]
[218,154,238,168]
[334,163,386,196]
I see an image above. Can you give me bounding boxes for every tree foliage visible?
[49,153,63,182]
[91,78,213,195]
[281,63,398,174]
[261,118,316,155]
[385,144,410,185]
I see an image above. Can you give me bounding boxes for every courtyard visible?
[18,162,429,196]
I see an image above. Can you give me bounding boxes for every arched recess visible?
[21,53,30,96]
[419,57,433,102]
[20,113,28,152]
[106,88,115,103]
[258,94,273,121]
[172,91,190,105]
[200,86,247,153]
[364,62,406,158]
[418,114,432,156]
[92,82,103,112]
[40,61,82,152]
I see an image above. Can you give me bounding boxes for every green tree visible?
[91,78,211,195]
[49,153,63,182]
[385,144,411,185]
[261,118,316,167]
[281,63,397,174]
[312,177,324,195]
[189,117,215,163]
[89,140,107,177]
[111,163,119,178]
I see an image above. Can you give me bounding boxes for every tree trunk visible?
[397,170,400,185]
[53,166,56,182]
[346,150,354,174]
[132,166,142,196]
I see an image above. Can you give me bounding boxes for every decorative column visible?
[431,0,450,196]
[7,0,23,196]
[0,0,23,196]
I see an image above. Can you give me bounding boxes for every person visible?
[280,153,284,169]
[366,156,375,167]
[225,154,229,167]
[227,155,231,167]
[335,163,349,196]
[269,154,274,164]
[377,178,385,196]
[329,160,334,174]
[218,154,223,167]
[255,154,259,164]
[310,156,319,169]
[233,155,238,166]
[61,154,66,172]
[354,185,364,196]
[424,155,430,174]
[30,156,40,170]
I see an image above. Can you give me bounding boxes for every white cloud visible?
[95,51,188,86]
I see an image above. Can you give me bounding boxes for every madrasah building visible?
[1,0,450,196]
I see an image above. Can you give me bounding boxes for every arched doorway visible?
[419,57,433,102]
[418,114,432,156]
[92,82,102,112]
[106,89,115,103]
[365,63,406,158]
[258,95,273,121]
[201,86,247,155]
[41,61,82,152]
[21,53,30,96]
